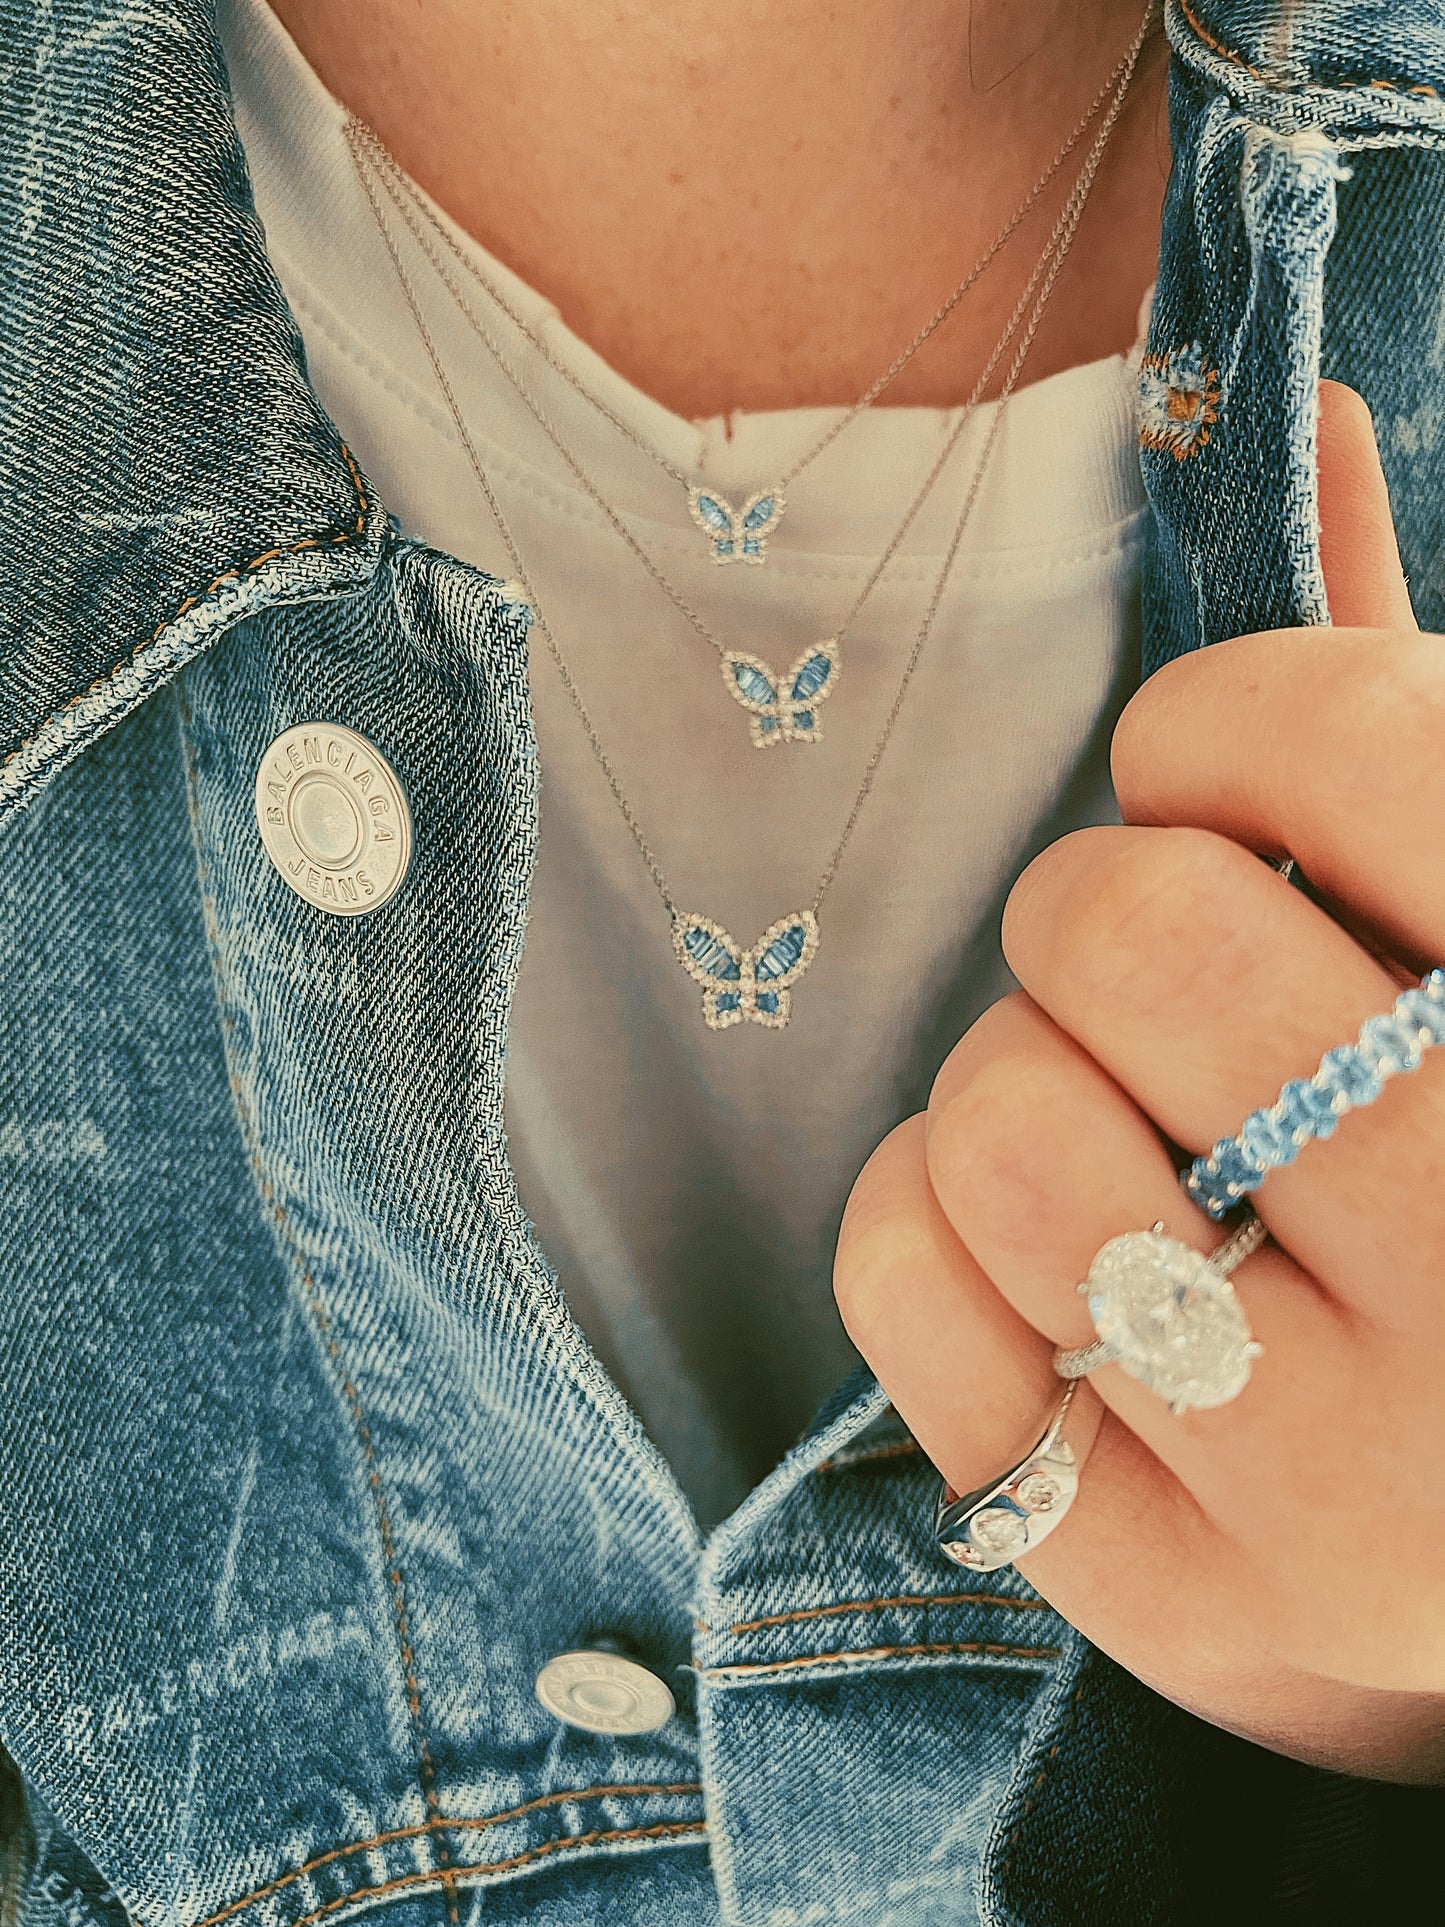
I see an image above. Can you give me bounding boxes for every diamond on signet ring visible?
[934,1379,1104,1573]
[1052,1212,1268,1415]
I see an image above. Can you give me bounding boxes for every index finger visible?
[1111,385,1443,964]
[1316,380,1417,633]
[1109,398,1445,971]
[1111,621,1445,967]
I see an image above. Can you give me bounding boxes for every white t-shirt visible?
[221,0,1152,1527]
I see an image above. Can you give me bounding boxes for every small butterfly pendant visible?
[672,909,821,1030]
[687,486,786,564]
[722,639,839,748]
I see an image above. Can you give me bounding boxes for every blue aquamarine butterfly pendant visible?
[672,909,821,1030]
[687,486,786,564]
[722,638,839,748]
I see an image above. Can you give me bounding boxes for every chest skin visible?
[263,0,1171,417]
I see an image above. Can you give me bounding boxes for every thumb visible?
[1317,378,1417,630]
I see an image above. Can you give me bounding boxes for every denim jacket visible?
[1,4,1443,1923]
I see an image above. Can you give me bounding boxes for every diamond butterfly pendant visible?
[687,486,786,564]
[722,639,839,748]
[672,909,821,1030]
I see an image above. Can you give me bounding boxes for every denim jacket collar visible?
[0,0,378,815]
[1179,0,1445,101]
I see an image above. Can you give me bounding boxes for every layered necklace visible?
[348,1,1154,1030]
[351,27,1140,567]
[348,14,1147,753]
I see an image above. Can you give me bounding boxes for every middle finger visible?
[925,991,1357,1518]
[1001,822,1445,1323]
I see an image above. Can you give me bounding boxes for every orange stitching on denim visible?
[283,1823,709,1927]
[814,1438,921,1474]
[446,1785,701,1836]
[997,1661,1091,1885]
[727,1591,1048,1637]
[1357,77,1440,99]
[175,676,460,1921]
[1177,0,1267,81]
[703,1640,1060,1679]
[1176,0,1442,97]
[1138,345,1222,461]
[185,1784,704,1927]
[1,442,370,775]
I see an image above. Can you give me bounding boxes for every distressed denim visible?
[2,3,1444,1924]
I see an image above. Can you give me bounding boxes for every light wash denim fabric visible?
[1,3,1444,1924]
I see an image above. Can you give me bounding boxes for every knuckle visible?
[926,991,1031,1115]
[1012,825,1257,1011]
[1109,652,1191,806]
[1096,823,1240,944]
[1001,824,1112,957]
[1108,635,1275,815]
[832,1115,928,1343]
[926,1031,1072,1254]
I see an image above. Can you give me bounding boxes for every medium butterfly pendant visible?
[722,639,839,748]
[672,909,821,1031]
[687,486,786,564]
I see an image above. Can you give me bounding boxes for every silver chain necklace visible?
[350,9,1153,569]
[346,15,1151,754]
[352,19,1147,1030]
[354,124,1102,755]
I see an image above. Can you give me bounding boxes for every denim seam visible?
[280,1823,708,1927]
[702,1640,1061,1680]
[1178,0,1267,83]
[174,683,457,1927]
[813,1438,921,1474]
[992,1658,1091,1899]
[0,444,372,787]
[184,1784,705,1927]
[1176,0,1442,98]
[726,1592,1049,1637]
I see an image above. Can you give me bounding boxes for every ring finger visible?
[924,993,1364,1534]
[834,1117,1260,1673]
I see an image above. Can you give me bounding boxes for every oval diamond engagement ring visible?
[1053,1212,1268,1415]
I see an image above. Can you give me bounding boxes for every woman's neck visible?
[268,0,1169,416]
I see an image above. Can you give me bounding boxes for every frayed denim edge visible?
[0,516,388,820]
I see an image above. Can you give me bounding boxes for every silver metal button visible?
[534,1650,675,1735]
[255,723,412,916]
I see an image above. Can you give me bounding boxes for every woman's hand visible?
[834,381,1445,1784]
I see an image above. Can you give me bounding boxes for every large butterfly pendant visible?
[687,486,786,564]
[672,909,821,1030]
[722,639,839,748]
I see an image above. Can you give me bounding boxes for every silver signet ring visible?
[255,722,413,916]
[933,1380,1103,1573]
